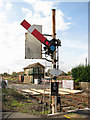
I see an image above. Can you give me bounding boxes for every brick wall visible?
[57,75,72,80]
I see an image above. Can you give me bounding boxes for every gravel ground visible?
[6,81,89,119]
[8,81,62,90]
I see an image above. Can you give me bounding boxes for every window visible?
[28,68,33,75]
[39,68,43,73]
[33,67,38,74]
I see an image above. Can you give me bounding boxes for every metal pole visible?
[52,9,57,114]
[42,56,46,113]
[57,46,59,69]
[52,9,56,39]
[85,57,87,66]
[48,64,52,114]
[8,69,9,74]
[57,46,62,112]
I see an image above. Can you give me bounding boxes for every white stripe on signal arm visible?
[28,25,35,33]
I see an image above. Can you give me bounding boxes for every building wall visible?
[24,76,33,84]
[24,67,44,76]
[24,65,44,84]
[79,82,89,90]
[24,69,29,75]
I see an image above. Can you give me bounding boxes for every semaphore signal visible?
[20,19,56,54]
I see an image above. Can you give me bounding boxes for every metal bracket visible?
[54,59,58,63]
[43,34,52,37]
[42,58,52,62]
[43,33,56,37]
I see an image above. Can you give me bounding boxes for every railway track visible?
[45,89,89,103]
[8,81,89,113]
[17,88,89,113]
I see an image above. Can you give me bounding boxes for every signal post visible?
[20,9,61,114]
[52,9,57,114]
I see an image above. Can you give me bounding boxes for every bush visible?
[71,65,89,82]
[75,79,79,86]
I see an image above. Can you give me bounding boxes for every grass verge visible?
[2,88,44,115]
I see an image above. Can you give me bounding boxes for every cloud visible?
[56,9,72,31]
[0,10,45,74]
[5,2,12,10]
[22,7,72,35]
[50,0,88,2]
[0,0,79,74]
[22,8,33,19]
[33,1,54,16]
[22,7,32,14]
[62,39,88,50]
[22,7,51,34]
[22,0,72,35]
[0,10,27,73]
[0,12,7,22]
[60,50,88,72]
[67,17,72,20]
[0,0,3,8]
[23,0,37,4]
[59,38,88,72]
[24,0,54,16]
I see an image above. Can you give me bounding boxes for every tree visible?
[79,65,88,82]
[12,72,17,77]
[71,65,89,83]
[3,72,10,77]
[67,71,71,75]
[59,71,67,76]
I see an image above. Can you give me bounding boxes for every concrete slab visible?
[65,109,90,119]
[21,88,82,96]
[59,91,69,95]
[22,89,31,93]
[2,112,12,119]
[45,89,70,95]
[2,112,40,119]
[22,89,50,95]
[21,89,40,95]
[59,88,82,94]
[2,112,70,119]
[34,89,50,94]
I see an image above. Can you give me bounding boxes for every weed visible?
[68,112,74,115]
[2,88,51,115]
[11,100,22,107]
[83,102,86,106]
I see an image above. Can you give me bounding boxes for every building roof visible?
[23,62,45,70]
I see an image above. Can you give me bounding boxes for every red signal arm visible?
[20,19,50,47]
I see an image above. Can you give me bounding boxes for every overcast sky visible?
[0,0,88,74]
